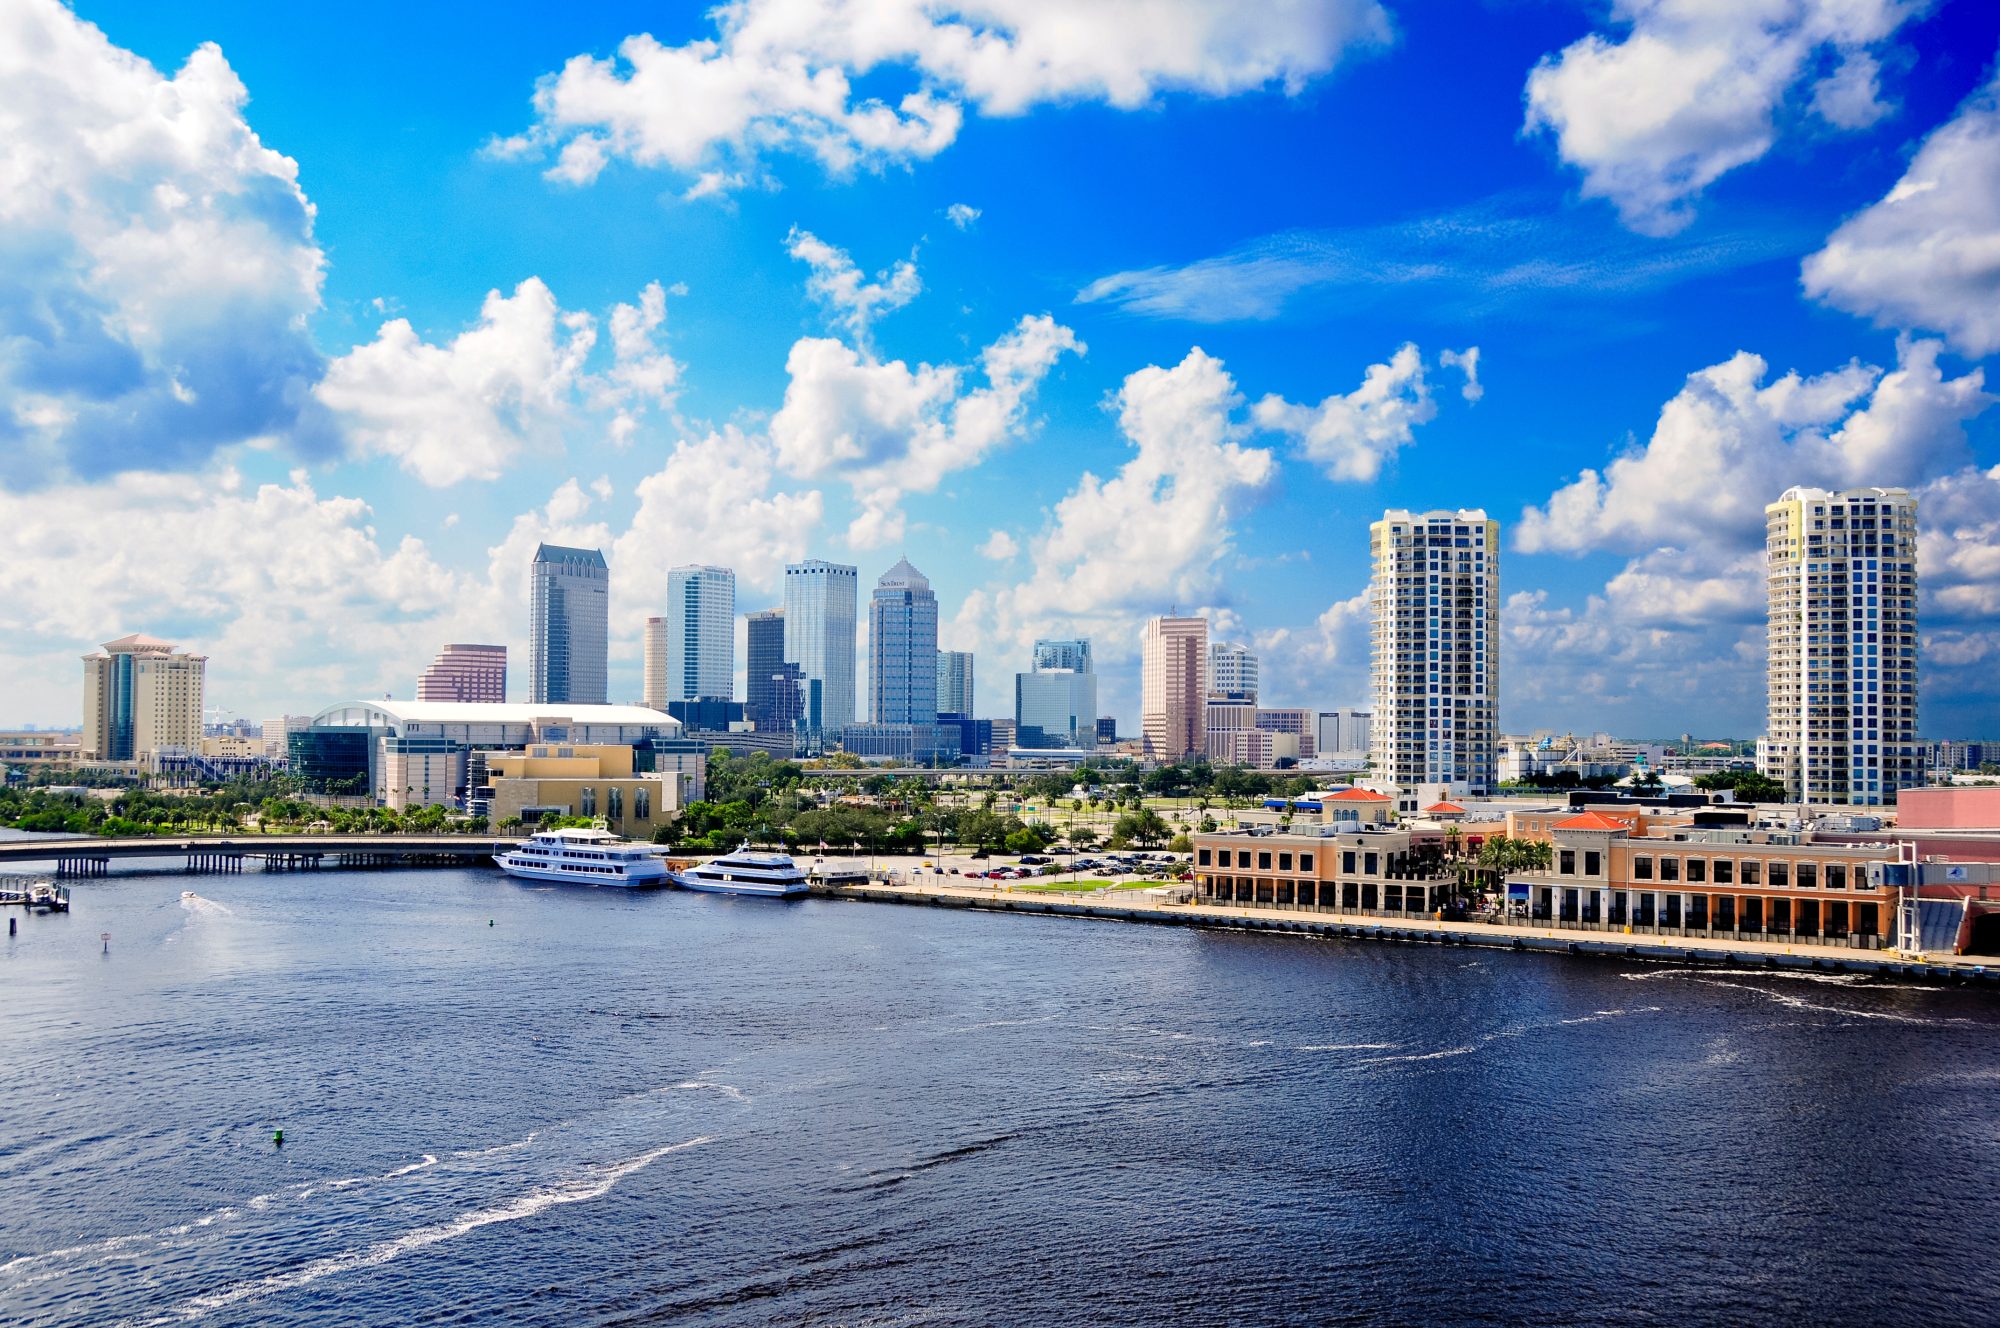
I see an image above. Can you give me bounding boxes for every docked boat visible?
[495,828,669,888]
[667,846,811,898]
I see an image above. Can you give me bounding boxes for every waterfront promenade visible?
[821,872,2000,982]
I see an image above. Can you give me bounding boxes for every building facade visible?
[1316,709,1374,757]
[1370,510,1499,794]
[667,564,736,703]
[530,544,610,705]
[81,634,206,761]
[1209,641,1260,701]
[487,742,680,839]
[868,558,938,726]
[936,650,975,718]
[784,560,858,734]
[745,608,786,728]
[1193,827,1453,916]
[417,643,507,704]
[1015,669,1097,750]
[642,617,669,709]
[1033,639,1093,673]
[1761,486,1920,806]
[1141,615,1208,761]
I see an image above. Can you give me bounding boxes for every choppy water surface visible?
[2,861,1996,1327]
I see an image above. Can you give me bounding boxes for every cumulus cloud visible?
[1524,0,1921,233]
[770,312,1083,546]
[946,202,981,229]
[1252,342,1457,482]
[979,529,1019,560]
[1517,338,1989,556]
[318,277,683,485]
[1803,67,2000,357]
[953,346,1275,676]
[493,0,1392,190]
[786,227,922,342]
[0,0,330,484]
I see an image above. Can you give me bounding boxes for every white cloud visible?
[946,202,981,229]
[496,0,1391,190]
[318,277,684,485]
[1803,67,2000,356]
[954,346,1275,670]
[1440,346,1482,402]
[1251,342,1449,482]
[316,279,599,486]
[786,227,921,342]
[1517,338,1990,556]
[0,466,463,719]
[770,312,1083,546]
[1523,1,1921,234]
[0,0,329,483]
[978,529,1019,560]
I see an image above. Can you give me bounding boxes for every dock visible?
[817,878,2000,984]
[0,874,71,913]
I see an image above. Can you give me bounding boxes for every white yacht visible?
[496,828,669,888]
[668,846,811,898]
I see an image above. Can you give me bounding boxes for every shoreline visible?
[818,878,2000,985]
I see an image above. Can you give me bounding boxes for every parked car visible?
[1020,854,1052,865]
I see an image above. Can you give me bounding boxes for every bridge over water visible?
[0,834,524,878]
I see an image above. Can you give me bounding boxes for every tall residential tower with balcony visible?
[1761,486,1919,805]
[1369,509,1499,794]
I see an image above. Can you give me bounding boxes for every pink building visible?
[1896,787,2000,830]
[417,644,507,703]
[1142,615,1207,761]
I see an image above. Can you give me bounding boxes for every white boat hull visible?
[667,871,809,898]
[498,857,668,888]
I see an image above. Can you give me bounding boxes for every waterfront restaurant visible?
[1506,812,1894,947]
[1192,827,1453,916]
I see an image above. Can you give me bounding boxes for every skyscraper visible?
[530,544,609,705]
[1761,486,1920,805]
[1141,616,1207,761]
[417,643,507,703]
[81,634,205,760]
[1208,641,1259,701]
[745,608,786,728]
[642,617,668,709]
[936,649,975,716]
[1369,509,1499,794]
[784,559,858,733]
[869,558,939,725]
[667,564,736,702]
[1032,639,1092,673]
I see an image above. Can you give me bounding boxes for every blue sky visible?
[4,0,1998,738]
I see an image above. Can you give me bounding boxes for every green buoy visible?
[273,1129,284,1147]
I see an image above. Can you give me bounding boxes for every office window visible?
[1342,851,1356,873]
[1660,858,1680,883]
[1300,853,1314,871]
[1713,859,1733,885]
[1687,859,1706,884]
[1198,848,1211,866]
[1559,849,1576,875]
[1279,852,1293,871]
[1237,851,1250,868]
[1741,860,1761,886]
[1797,862,1817,890]
[1584,850,1601,876]
[1257,852,1272,871]
[1826,863,1847,890]
[1769,861,1789,888]
[1633,857,1653,880]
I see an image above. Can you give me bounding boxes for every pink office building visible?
[417,644,507,703]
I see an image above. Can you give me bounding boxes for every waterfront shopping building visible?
[1760,486,1921,806]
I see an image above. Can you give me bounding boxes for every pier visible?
[818,877,2000,984]
[0,874,71,912]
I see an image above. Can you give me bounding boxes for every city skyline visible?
[3,1,1999,738]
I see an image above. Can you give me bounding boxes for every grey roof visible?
[876,557,930,589]
[534,543,609,568]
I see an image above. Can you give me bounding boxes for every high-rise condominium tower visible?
[869,559,939,725]
[745,608,786,728]
[417,643,506,703]
[1761,486,1919,805]
[1370,510,1499,793]
[667,564,736,702]
[936,650,975,716]
[1032,639,1092,673]
[82,634,206,760]
[530,544,609,705]
[1141,616,1208,761]
[1208,641,1260,701]
[784,560,858,733]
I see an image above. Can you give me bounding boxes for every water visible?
[3,859,1998,1327]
